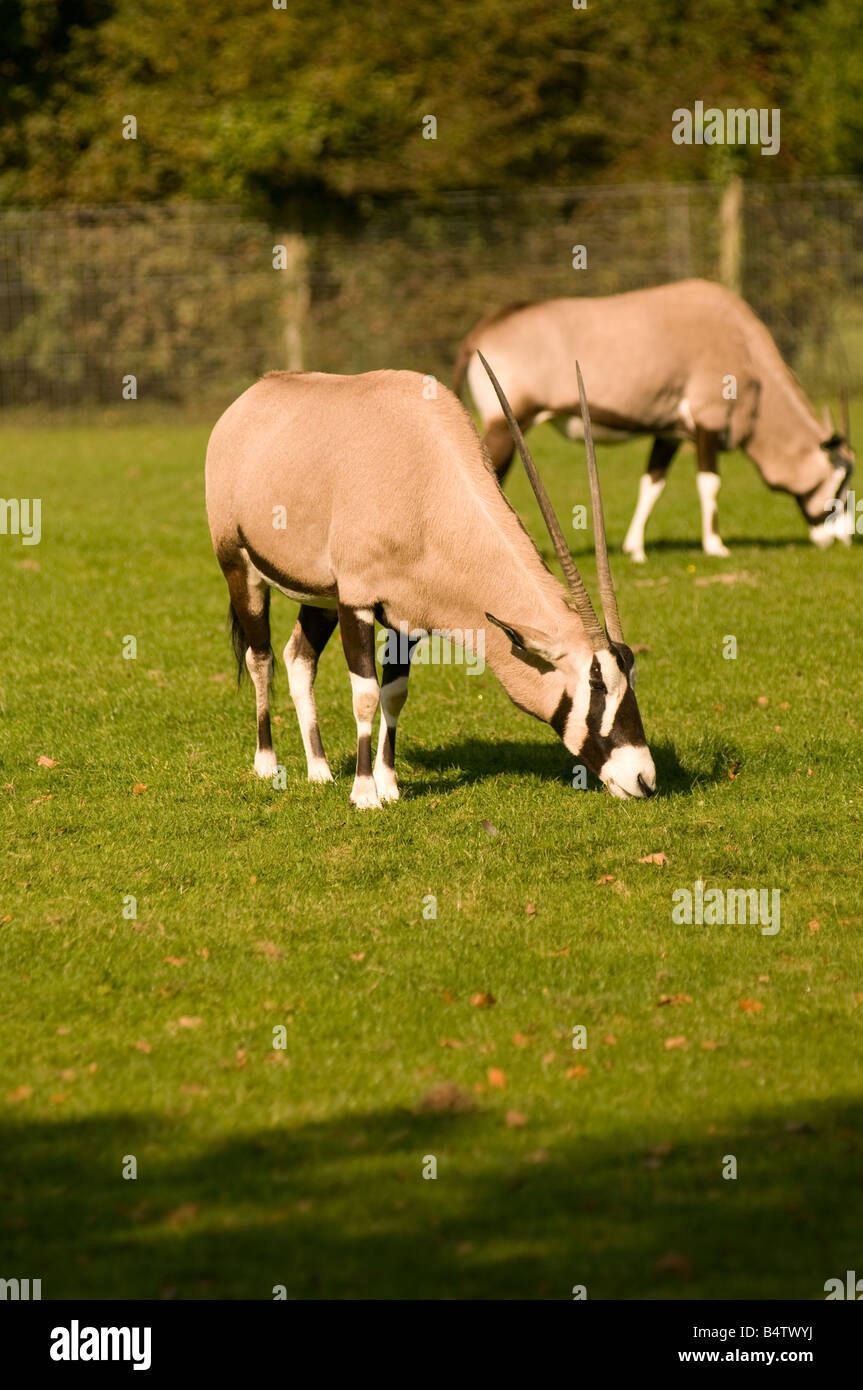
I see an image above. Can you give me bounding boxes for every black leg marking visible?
[647,436,680,481]
[339,604,381,807]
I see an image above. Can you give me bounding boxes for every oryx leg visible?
[695,427,730,557]
[373,631,418,803]
[623,437,680,562]
[482,419,516,480]
[339,604,382,810]
[223,558,277,778]
[284,604,338,783]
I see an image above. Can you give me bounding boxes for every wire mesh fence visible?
[1,180,861,411]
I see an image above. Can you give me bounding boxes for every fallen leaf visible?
[470,992,496,1009]
[779,701,790,710]
[439,1039,464,1049]
[758,974,770,983]
[164,956,186,967]
[597,874,615,885]
[418,1083,475,1114]
[37,756,58,767]
[442,989,455,1004]
[6,1085,32,1102]
[808,919,821,934]
[87,1062,97,1074]
[59,1068,76,1082]
[166,1203,199,1228]
[132,783,147,794]
[663,1036,688,1050]
[487,1068,506,1089]
[565,1065,589,1079]
[350,951,366,961]
[512,1033,530,1046]
[541,1051,556,1065]
[700,1040,720,1050]
[134,1040,152,1052]
[50,1093,67,1105]
[505,1110,527,1127]
[525,903,536,916]
[639,852,668,866]
[655,1252,693,1277]
[254,940,284,961]
[739,999,763,1012]
[481,819,498,837]
[658,992,692,1007]
[603,1033,617,1045]
[757,696,769,707]
[200,947,209,959]
[175,1016,202,1029]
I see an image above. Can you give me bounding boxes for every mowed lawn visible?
[1,410,862,1301]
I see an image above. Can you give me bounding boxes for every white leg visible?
[697,471,730,557]
[245,647,278,778]
[623,473,667,563]
[284,638,333,783]
[349,672,381,809]
[374,674,408,802]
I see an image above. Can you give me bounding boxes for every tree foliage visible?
[1,0,861,216]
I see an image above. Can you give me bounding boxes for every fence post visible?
[279,232,309,370]
[719,174,743,293]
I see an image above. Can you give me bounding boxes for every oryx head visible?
[479,354,657,800]
[803,395,855,548]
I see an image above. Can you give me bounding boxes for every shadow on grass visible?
[619,536,814,556]
[394,736,734,800]
[2,1092,861,1299]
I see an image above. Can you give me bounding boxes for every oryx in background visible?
[205,360,656,807]
[454,279,854,561]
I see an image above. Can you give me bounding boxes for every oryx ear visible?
[485,612,562,668]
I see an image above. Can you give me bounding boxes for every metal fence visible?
[1,180,862,410]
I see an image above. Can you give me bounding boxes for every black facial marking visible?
[550,691,572,738]
[577,648,647,775]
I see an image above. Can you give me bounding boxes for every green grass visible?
[1,414,862,1301]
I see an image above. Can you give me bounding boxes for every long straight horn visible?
[840,383,851,446]
[477,351,606,651]
[576,362,625,647]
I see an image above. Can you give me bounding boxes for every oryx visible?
[205,360,656,807]
[454,279,854,561]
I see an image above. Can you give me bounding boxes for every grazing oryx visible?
[205,360,656,807]
[454,279,854,561]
